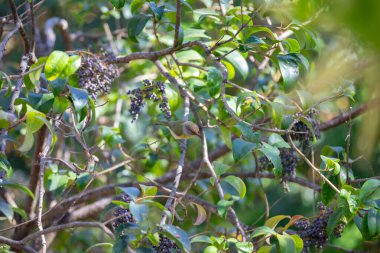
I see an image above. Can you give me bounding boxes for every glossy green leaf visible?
[216,48,249,79]
[27,93,55,114]
[320,155,341,175]
[277,54,300,92]
[161,224,191,253]
[0,154,12,179]
[62,55,81,77]
[259,144,282,178]
[190,235,212,244]
[110,0,126,9]
[251,226,277,238]
[139,185,157,197]
[221,176,246,199]
[45,51,70,81]
[290,234,303,253]
[232,138,257,162]
[207,67,222,97]
[359,179,380,202]
[128,14,151,42]
[233,121,259,143]
[49,78,67,96]
[118,187,140,200]
[68,85,89,111]
[268,133,290,148]
[53,96,70,114]
[18,127,34,152]
[277,234,296,253]
[129,202,148,222]
[265,215,290,229]
[327,208,344,235]
[321,174,339,205]
[26,105,45,133]
[217,199,234,218]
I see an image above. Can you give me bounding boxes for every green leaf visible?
[270,102,285,128]
[112,236,128,253]
[268,133,290,148]
[251,226,277,238]
[26,105,45,133]
[68,85,89,111]
[129,202,148,222]
[233,121,259,143]
[28,57,46,89]
[139,185,157,198]
[232,138,257,162]
[216,48,249,79]
[45,51,70,81]
[282,38,300,53]
[62,55,81,77]
[53,97,70,114]
[149,2,165,20]
[277,234,296,253]
[327,208,344,235]
[259,144,282,178]
[367,209,378,237]
[0,199,13,221]
[265,215,290,229]
[49,78,67,96]
[118,187,140,200]
[321,174,339,205]
[290,234,303,253]
[0,154,12,179]
[0,181,34,199]
[27,93,55,114]
[207,67,222,97]
[190,235,212,244]
[128,14,151,42]
[359,179,380,202]
[320,155,341,175]
[245,35,266,45]
[277,54,300,92]
[161,224,191,253]
[110,0,126,9]
[221,176,246,199]
[217,199,234,218]
[18,127,34,152]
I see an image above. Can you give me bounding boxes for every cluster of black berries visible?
[153,234,181,253]
[259,148,299,180]
[294,203,345,252]
[127,79,171,122]
[78,51,119,100]
[291,109,320,154]
[112,194,135,232]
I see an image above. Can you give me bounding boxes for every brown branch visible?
[8,0,30,53]
[173,0,182,48]
[320,98,380,131]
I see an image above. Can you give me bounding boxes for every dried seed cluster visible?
[259,147,299,180]
[291,109,321,153]
[127,79,171,122]
[112,194,135,232]
[78,51,119,100]
[153,234,181,253]
[294,202,345,252]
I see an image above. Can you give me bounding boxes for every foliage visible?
[0,0,379,252]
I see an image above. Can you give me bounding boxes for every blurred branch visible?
[173,0,182,48]
[8,0,31,53]
[320,97,380,131]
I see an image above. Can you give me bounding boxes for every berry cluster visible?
[112,194,135,231]
[78,51,119,100]
[127,80,171,122]
[258,148,299,180]
[153,234,181,253]
[294,203,345,252]
[291,109,320,153]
